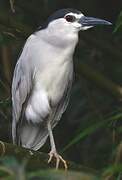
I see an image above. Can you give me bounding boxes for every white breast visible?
[25,34,74,123]
[25,60,72,123]
[36,59,73,103]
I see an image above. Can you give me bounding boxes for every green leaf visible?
[103,164,122,178]
[114,11,122,33]
[28,169,98,180]
[62,120,107,152]
[62,112,122,152]
[0,33,4,44]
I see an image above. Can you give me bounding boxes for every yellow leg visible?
[47,123,68,170]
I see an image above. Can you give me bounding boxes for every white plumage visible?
[12,8,111,169]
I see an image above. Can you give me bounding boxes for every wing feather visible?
[12,40,33,143]
[51,75,73,128]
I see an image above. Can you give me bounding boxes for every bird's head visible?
[41,8,112,32]
[37,8,112,47]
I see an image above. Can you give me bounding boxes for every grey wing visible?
[12,35,73,150]
[51,75,73,129]
[12,55,33,144]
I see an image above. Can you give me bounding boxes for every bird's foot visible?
[48,150,68,170]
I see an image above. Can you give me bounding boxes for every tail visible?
[17,121,49,150]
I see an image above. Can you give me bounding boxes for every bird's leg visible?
[47,122,68,170]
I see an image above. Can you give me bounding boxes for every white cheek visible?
[80,26,93,31]
[73,22,82,28]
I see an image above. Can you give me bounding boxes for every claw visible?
[48,150,68,170]
[48,152,53,163]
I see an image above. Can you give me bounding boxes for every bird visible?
[12,8,112,169]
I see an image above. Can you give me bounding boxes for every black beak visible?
[79,16,112,26]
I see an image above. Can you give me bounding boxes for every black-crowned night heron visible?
[12,8,111,169]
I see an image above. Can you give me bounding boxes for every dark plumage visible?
[37,8,81,30]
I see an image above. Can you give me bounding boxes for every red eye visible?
[65,15,76,22]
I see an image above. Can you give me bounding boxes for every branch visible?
[77,62,122,99]
[9,0,15,13]
[0,141,98,175]
[0,11,32,38]
[81,32,122,62]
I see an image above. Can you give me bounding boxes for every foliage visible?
[0,0,122,179]
[114,11,122,33]
[0,156,98,180]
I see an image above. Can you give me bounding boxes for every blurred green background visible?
[0,0,122,179]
